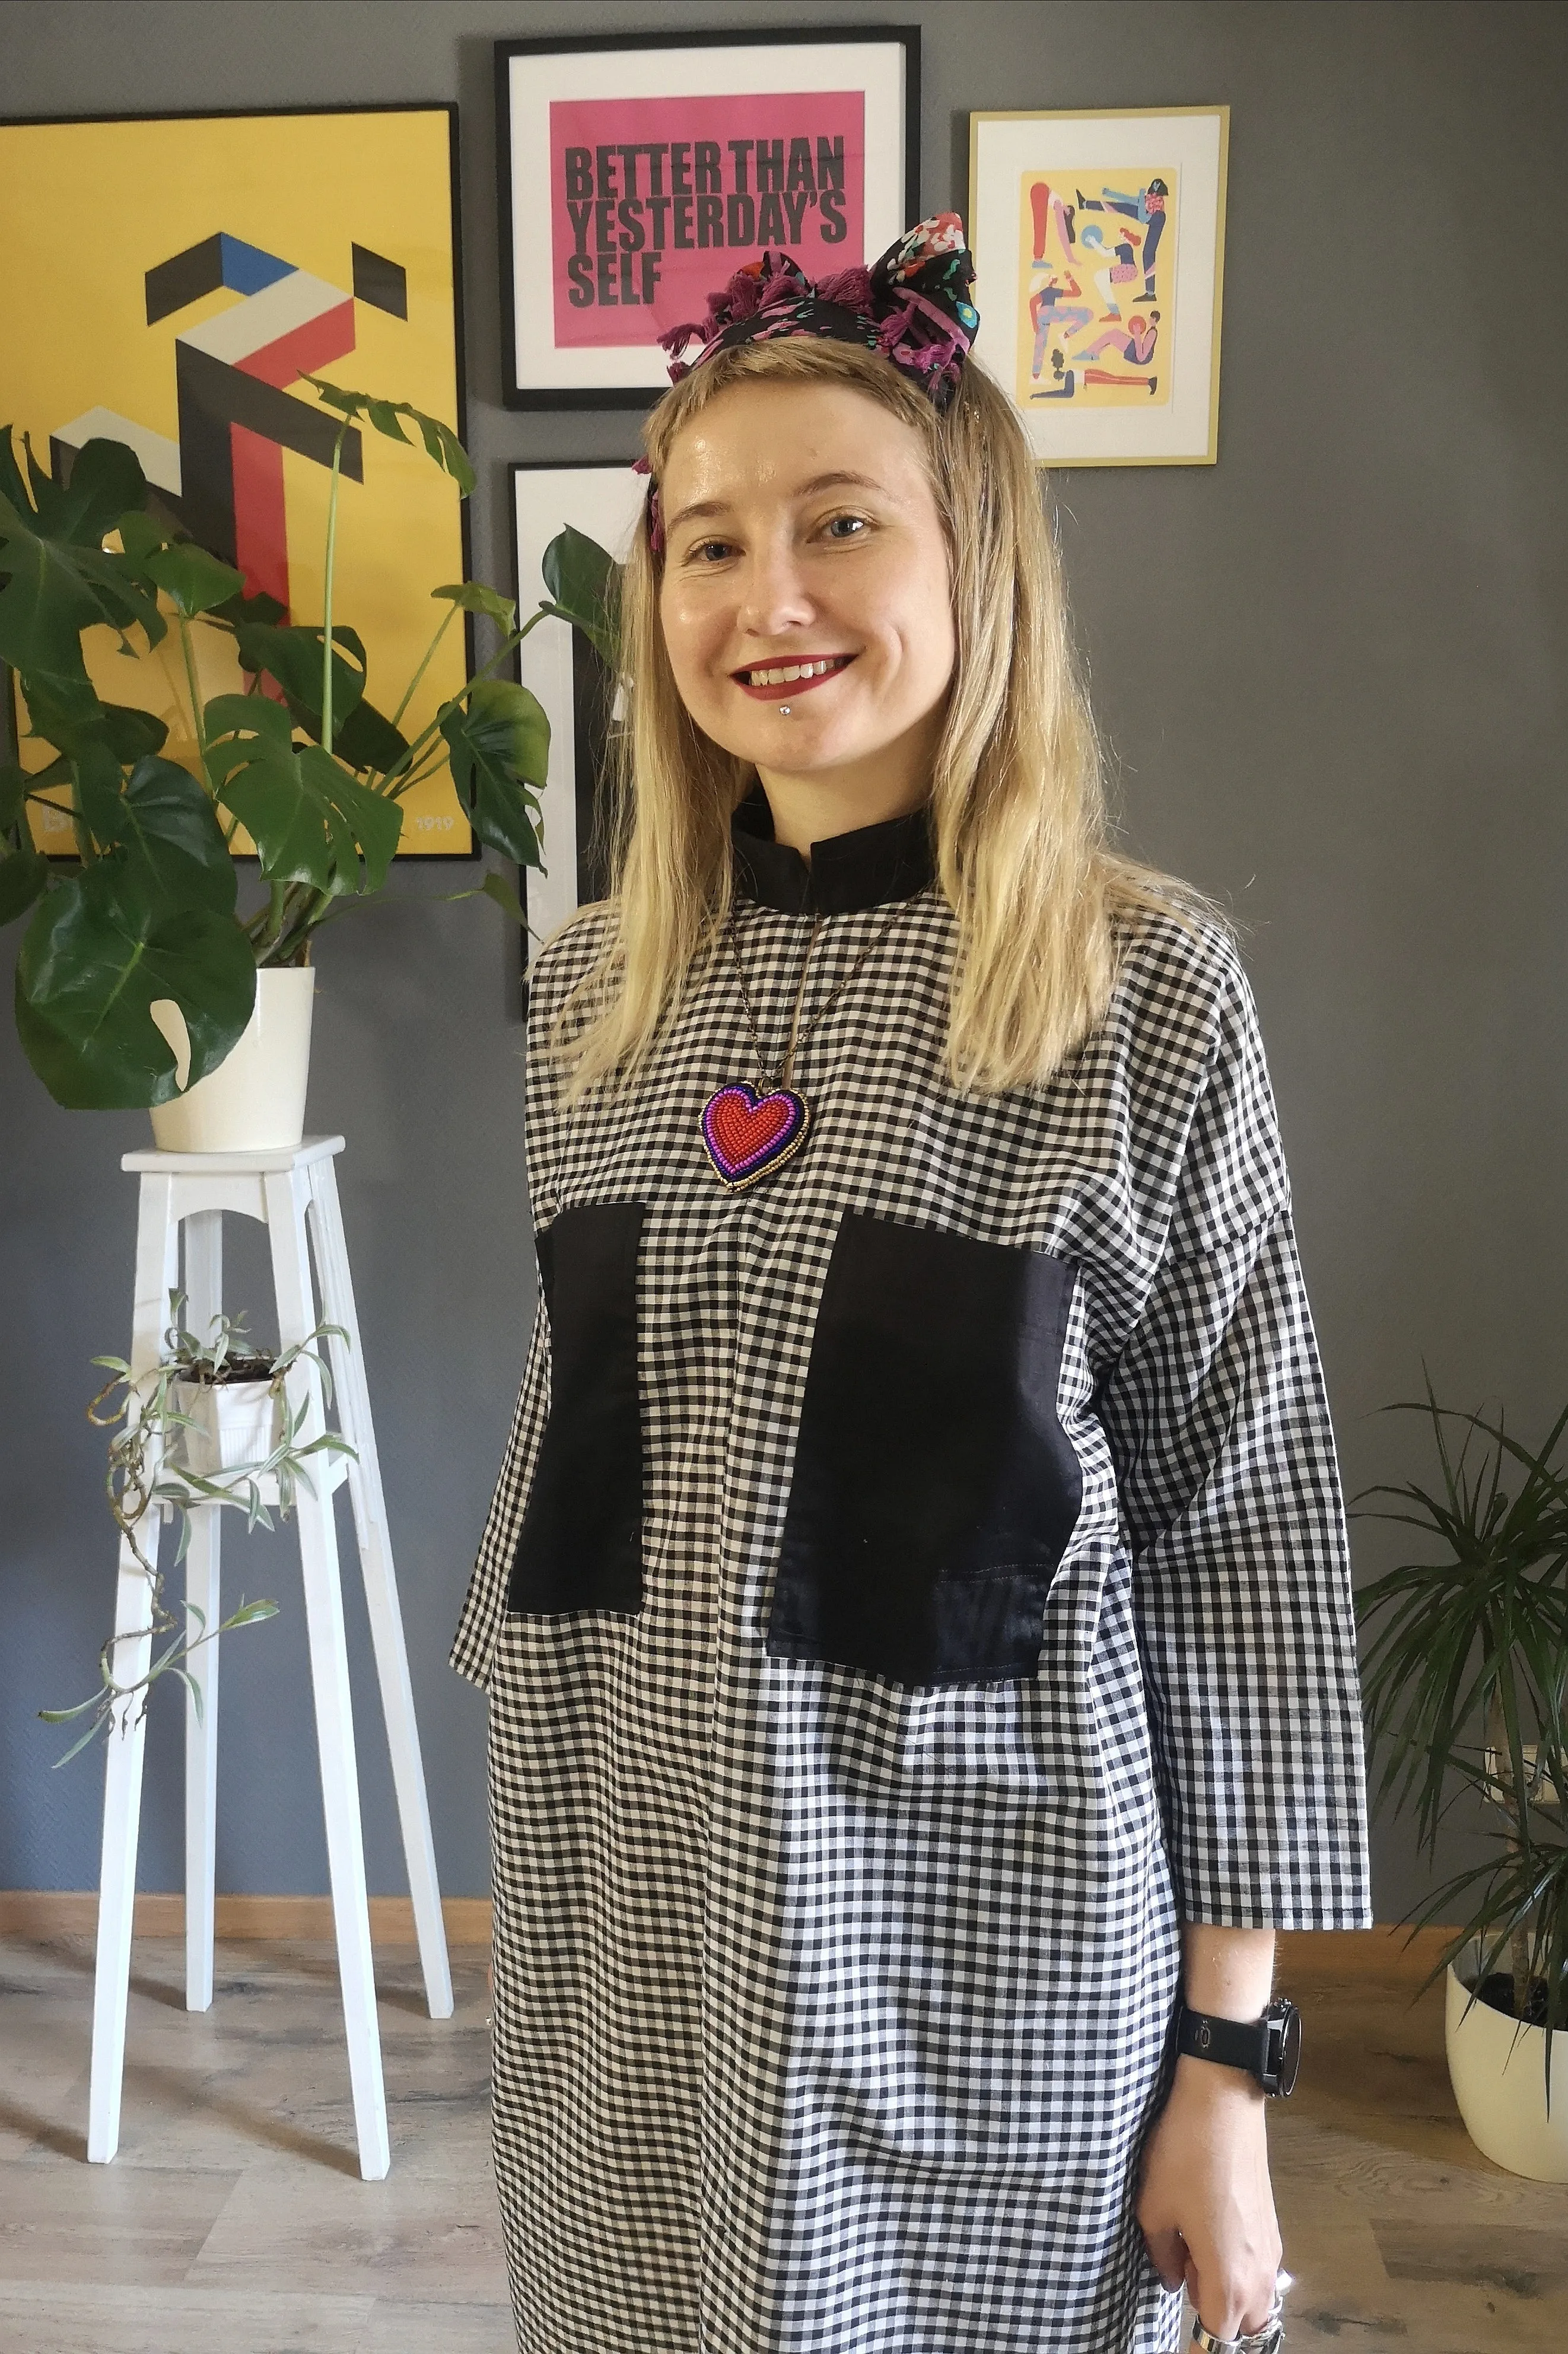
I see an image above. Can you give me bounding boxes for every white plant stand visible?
[87,1135,453,2181]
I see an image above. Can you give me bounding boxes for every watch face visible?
[1271,1999,1302,2096]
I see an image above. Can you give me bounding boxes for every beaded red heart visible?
[701,1083,810,1191]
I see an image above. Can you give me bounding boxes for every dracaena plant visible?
[1354,1376,1568,2091]
[0,374,618,1110]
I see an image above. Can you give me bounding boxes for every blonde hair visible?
[552,335,1219,1100]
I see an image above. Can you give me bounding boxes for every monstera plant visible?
[0,374,616,1109]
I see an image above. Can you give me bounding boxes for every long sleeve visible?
[1094,938,1372,1930]
[449,1300,552,1690]
[447,921,578,1691]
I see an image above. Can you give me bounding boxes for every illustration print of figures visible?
[549,91,866,350]
[1014,166,1176,410]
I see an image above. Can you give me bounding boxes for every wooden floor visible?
[0,1927,1563,2351]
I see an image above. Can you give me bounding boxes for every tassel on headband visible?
[635,212,979,556]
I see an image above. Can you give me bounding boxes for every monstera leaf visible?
[221,620,408,775]
[0,432,164,723]
[543,526,619,666]
[304,376,476,495]
[327,695,410,777]
[432,580,517,631]
[86,704,170,764]
[204,694,402,894]
[208,581,287,632]
[438,679,548,868]
[0,847,49,925]
[228,621,367,726]
[140,542,246,619]
[15,856,255,1109]
[68,749,237,915]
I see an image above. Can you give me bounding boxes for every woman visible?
[451,216,1370,2354]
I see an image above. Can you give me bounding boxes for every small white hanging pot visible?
[148,966,316,1153]
[168,1376,285,1483]
[1446,1939,1568,2181]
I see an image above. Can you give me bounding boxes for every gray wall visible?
[2,1,1563,1919]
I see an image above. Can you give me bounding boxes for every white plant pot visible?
[148,967,315,1153]
[1446,1939,1568,2181]
[168,1378,284,1482]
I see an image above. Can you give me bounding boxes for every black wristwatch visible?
[1176,1995,1301,2097]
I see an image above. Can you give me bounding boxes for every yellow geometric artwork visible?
[0,107,472,856]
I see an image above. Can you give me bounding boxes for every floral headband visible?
[635,212,979,555]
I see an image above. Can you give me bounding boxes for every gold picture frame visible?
[969,106,1229,467]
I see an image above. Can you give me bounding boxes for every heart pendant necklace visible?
[700,896,917,1191]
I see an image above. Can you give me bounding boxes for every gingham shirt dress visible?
[450,788,1372,2354]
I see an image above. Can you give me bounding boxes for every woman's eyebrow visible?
[665,470,890,536]
[793,469,887,500]
[665,496,729,534]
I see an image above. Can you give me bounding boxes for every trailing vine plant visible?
[41,1289,358,1763]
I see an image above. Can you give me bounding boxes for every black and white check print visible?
[451,804,1371,2354]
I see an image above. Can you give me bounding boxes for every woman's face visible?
[656,376,956,801]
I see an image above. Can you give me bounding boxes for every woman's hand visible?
[1136,2053,1282,2341]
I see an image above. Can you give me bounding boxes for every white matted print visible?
[512,462,646,957]
[498,28,917,405]
[969,108,1229,466]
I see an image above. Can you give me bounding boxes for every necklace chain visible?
[726,896,920,1091]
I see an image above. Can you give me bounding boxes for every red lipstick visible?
[731,654,855,702]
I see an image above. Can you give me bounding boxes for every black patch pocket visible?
[505,1201,645,1616]
[768,1212,1083,1685]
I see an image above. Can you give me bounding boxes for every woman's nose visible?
[737,545,816,636]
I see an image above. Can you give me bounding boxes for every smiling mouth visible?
[732,654,855,700]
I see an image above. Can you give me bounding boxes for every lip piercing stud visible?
[778,705,792,716]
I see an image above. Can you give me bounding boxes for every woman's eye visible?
[823,514,869,540]
[689,539,733,564]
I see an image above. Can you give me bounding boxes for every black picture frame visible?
[495,25,921,409]
[509,459,648,971]
[0,100,479,863]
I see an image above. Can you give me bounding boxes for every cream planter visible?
[149,968,315,1153]
[1446,1940,1568,2181]
[169,1378,284,1483]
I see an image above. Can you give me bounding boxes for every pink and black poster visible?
[498,31,917,406]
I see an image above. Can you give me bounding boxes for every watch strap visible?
[1176,1997,1300,2095]
[1176,2005,1270,2079]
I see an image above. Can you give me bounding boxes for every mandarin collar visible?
[730,783,936,915]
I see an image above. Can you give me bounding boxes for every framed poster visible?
[511,460,647,957]
[0,103,476,856]
[969,107,1229,467]
[497,26,920,407]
